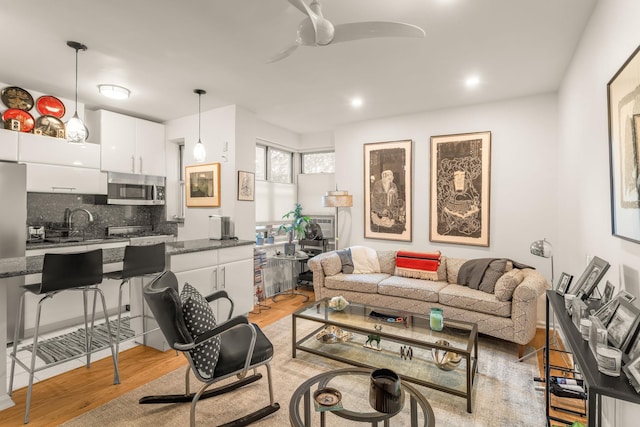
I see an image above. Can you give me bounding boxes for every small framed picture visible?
[606,298,640,349]
[622,355,640,394]
[602,281,615,305]
[556,273,573,295]
[624,324,640,363]
[567,256,610,300]
[237,171,255,201]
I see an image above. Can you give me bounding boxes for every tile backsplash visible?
[27,193,176,239]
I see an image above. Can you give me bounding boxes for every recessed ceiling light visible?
[465,76,480,88]
[98,84,130,100]
[351,97,363,108]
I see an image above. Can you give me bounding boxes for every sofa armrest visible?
[308,252,336,299]
[511,269,550,344]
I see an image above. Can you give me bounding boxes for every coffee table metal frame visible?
[292,298,478,412]
[289,367,435,427]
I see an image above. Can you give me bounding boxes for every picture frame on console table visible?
[608,43,640,244]
[185,162,221,207]
[606,298,640,349]
[556,272,573,295]
[429,131,491,247]
[567,255,610,300]
[363,139,412,242]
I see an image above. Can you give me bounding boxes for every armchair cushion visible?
[180,283,221,379]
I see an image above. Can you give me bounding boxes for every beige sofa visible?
[307,247,548,356]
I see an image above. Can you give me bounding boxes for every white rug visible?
[61,315,545,426]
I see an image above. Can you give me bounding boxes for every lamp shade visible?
[530,239,552,258]
[322,190,353,208]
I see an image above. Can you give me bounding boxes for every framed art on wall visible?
[608,43,640,244]
[185,162,220,207]
[363,139,412,241]
[429,131,491,246]
[237,170,255,201]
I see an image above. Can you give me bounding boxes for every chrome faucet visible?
[63,208,94,230]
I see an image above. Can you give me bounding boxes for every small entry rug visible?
[21,317,135,364]
[61,315,545,426]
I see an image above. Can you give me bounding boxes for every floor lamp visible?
[322,190,353,250]
[519,238,554,362]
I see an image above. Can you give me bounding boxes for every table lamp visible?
[322,190,353,250]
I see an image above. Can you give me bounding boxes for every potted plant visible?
[279,203,310,256]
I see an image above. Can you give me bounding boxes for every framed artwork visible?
[363,140,412,241]
[237,170,255,201]
[606,298,640,349]
[623,355,640,394]
[185,163,221,207]
[566,256,610,299]
[624,322,640,363]
[594,290,637,326]
[555,273,573,295]
[429,131,491,247]
[608,43,640,244]
[602,281,615,304]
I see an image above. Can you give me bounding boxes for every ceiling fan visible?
[269,0,426,63]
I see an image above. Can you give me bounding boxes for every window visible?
[255,144,292,183]
[301,152,335,173]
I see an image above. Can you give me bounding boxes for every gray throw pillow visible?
[180,283,221,380]
[337,248,354,274]
[478,259,507,294]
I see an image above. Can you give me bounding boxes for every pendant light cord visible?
[74,47,79,111]
[198,92,201,141]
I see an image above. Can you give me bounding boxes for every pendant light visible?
[66,41,88,144]
[193,89,206,162]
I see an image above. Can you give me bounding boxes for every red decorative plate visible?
[2,108,34,132]
[34,115,65,138]
[1,86,34,111]
[36,96,66,118]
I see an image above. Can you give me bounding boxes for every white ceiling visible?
[0,0,596,135]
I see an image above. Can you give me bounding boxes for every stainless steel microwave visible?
[106,172,165,205]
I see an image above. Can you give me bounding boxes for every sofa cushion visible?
[321,253,342,277]
[378,275,447,302]
[377,250,397,275]
[494,269,525,301]
[336,248,354,274]
[446,257,467,284]
[438,283,512,318]
[350,246,381,273]
[325,273,390,294]
[478,259,508,293]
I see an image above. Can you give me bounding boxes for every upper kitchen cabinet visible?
[0,128,18,161]
[18,132,101,168]
[87,109,166,177]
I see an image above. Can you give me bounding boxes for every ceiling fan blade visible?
[288,0,320,44]
[288,0,311,16]
[268,43,300,63]
[332,22,425,44]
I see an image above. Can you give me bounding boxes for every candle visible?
[596,346,622,377]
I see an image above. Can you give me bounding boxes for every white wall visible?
[333,93,559,282]
[557,0,640,424]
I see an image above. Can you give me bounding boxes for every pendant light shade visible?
[66,41,88,144]
[193,89,206,163]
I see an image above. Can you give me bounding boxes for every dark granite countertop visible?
[0,239,254,279]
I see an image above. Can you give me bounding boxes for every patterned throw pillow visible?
[494,269,525,301]
[180,283,221,380]
[337,248,354,274]
[478,259,508,293]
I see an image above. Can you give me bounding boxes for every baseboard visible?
[0,393,16,411]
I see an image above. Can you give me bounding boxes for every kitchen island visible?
[0,238,254,411]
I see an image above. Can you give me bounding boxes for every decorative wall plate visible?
[36,96,66,118]
[2,108,35,132]
[1,86,34,111]
[34,115,65,138]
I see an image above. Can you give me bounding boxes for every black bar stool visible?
[8,248,120,424]
[101,242,166,361]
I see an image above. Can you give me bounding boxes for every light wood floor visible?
[2,289,585,427]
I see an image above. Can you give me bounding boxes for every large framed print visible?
[364,140,412,241]
[608,44,640,244]
[185,162,221,207]
[430,131,491,246]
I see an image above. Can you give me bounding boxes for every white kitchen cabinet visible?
[217,246,254,316]
[88,109,165,176]
[26,163,107,194]
[0,128,18,161]
[18,132,101,168]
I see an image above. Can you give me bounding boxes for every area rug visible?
[61,316,545,426]
[21,317,135,364]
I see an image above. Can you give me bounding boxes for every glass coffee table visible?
[290,367,435,427]
[292,298,478,412]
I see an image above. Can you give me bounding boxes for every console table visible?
[545,291,640,426]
